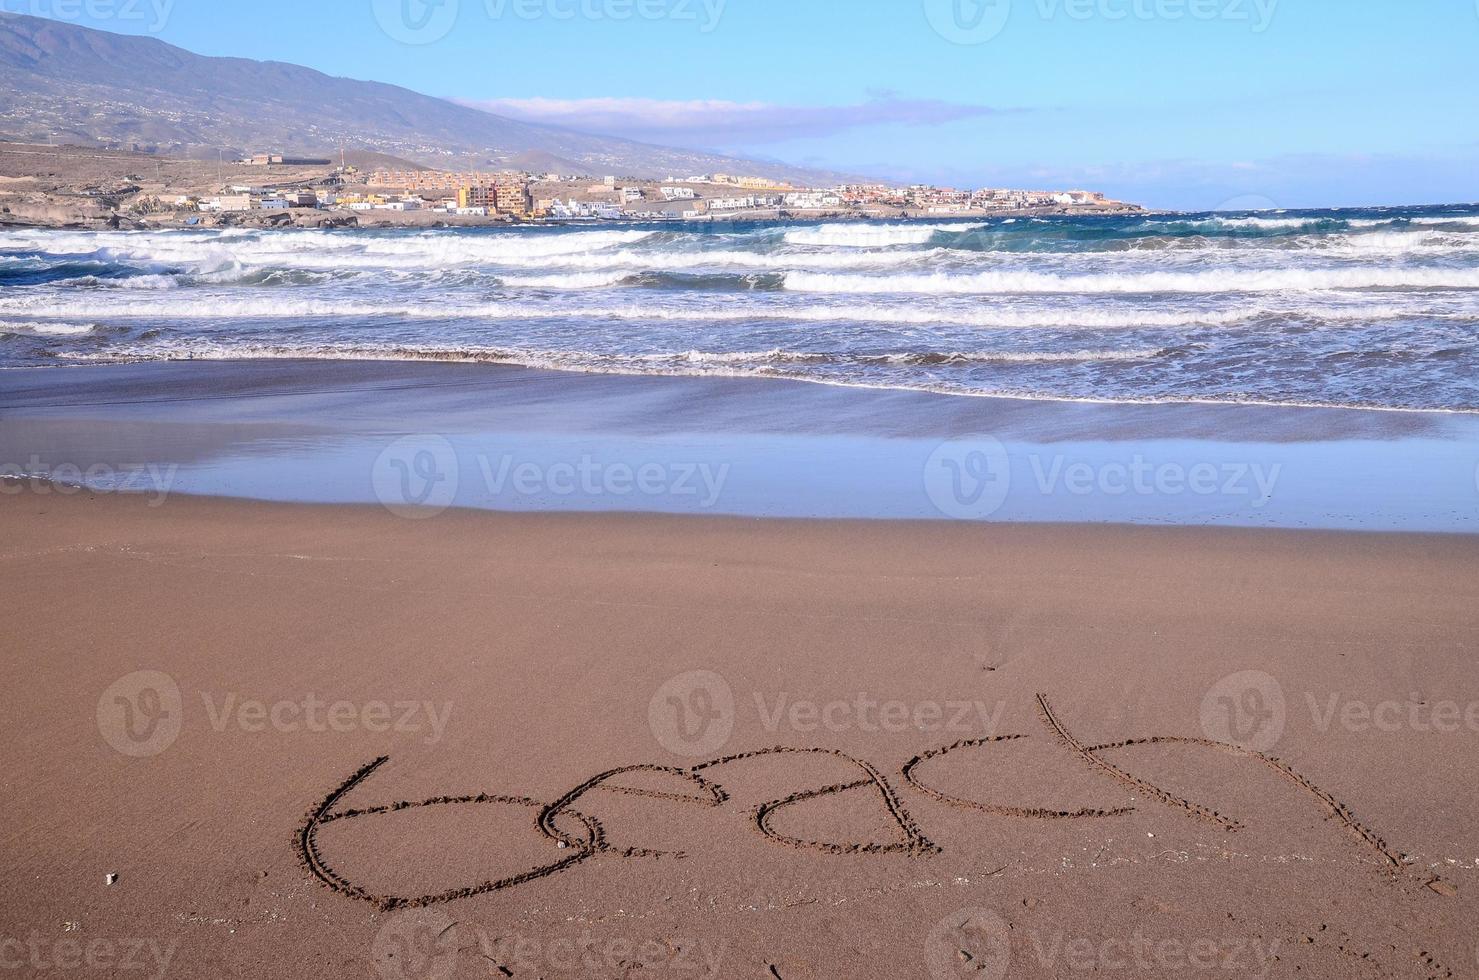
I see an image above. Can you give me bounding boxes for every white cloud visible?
[459,95,1007,147]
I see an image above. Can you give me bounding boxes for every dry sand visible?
[2,490,1476,978]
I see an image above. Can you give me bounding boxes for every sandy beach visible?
[5,3,1478,977]
[2,483,1476,978]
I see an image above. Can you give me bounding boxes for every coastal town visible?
[205,157,1137,223]
[0,142,1141,230]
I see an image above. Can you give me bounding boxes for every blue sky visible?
[10,0,1479,208]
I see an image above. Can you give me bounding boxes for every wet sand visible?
[2,488,1477,978]
[4,360,1479,530]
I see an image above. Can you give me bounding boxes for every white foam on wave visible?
[783,223,986,248]
[2,291,1447,329]
[54,342,1479,415]
[483,247,945,271]
[0,320,96,335]
[1,227,661,274]
[497,271,633,289]
[1348,216,1479,230]
[62,340,1164,372]
[784,266,1479,295]
[1196,216,1329,230]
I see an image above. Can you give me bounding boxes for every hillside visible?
[0,12,843,183]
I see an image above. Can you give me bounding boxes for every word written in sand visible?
[297,694,1416,911]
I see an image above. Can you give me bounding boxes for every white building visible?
[783,191,841,209]
[198,195,252,213]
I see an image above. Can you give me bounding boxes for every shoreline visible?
[3,359,1476,532]
[12,475,1479,542]
[0,203,1145,232]
[17,350,1478,417]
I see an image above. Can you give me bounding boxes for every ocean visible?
[4,204,1479,413]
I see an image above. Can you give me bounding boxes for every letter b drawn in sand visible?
[97,670,182,757]
[372,435,459,519]
[926,908,1011,980]
[924,0,1011,45]
[372,909,459,980]
[925,437,1012,519]
[1200,670,1286,753]
[649,670,735,756]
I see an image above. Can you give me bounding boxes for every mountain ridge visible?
[0,11,849,184]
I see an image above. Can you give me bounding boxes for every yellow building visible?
[457,186,496,209]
